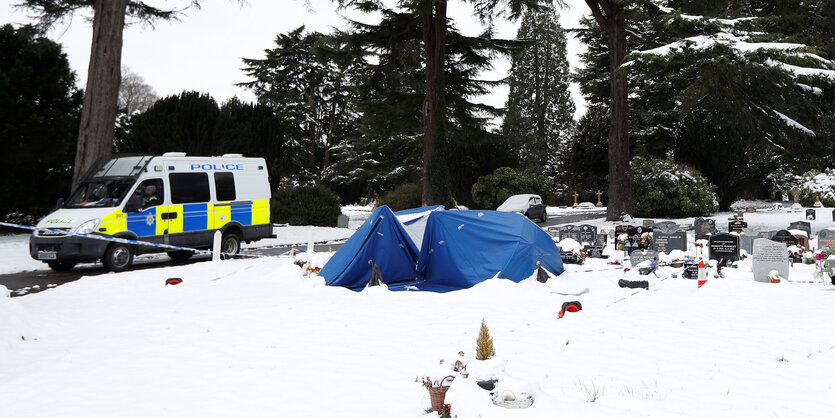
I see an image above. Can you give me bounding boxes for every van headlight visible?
[75,219,101,234]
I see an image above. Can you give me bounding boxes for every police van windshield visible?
[65,179,134,208]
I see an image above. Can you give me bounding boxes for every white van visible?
[30,153,274,271]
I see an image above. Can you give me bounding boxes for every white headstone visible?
[752,239,789,283]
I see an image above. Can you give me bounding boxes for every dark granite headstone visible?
[585,245,605,258]
[832,209,835,222]
[595,233,607,247]
[709,233,740,262]
[818,229,835,250]
[682,263,699,280]
[771,230,799,247]
[728,220,747,233]
[615,225,633,236]
[630,249,659,267]
[788,221,811,236]
[559,225,582,242]
[578,225,598,244]
[653,231,687,254]
[806,209,816,221]
[626,226,653,249]
[752,239,789,282]
[694,218,718,239]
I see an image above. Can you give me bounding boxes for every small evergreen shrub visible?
[475,320,495,360]
[378,183,422,212]
[272,185,342,227]
[799,168,835,207]
[471,167,552,210]
[629,157,719,218]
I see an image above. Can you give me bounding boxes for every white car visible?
[496,194,548,222]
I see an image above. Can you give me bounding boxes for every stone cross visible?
[596,190,603,207]
[791,187,800,203]
[573,191,579,206]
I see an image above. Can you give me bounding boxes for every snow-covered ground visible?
[2,206,835,417]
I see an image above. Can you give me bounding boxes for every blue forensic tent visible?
[318,205,419,290]
[415,210,564,292]
[395,205,444,251]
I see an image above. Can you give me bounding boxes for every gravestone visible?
[694,218,718,239]
[615,225,633,236]
[709,233,740,263]
[578,225,598,245]
[626,226,653,249]
[682,262,699,280]
[806,209,816,221]
[337,214,349,228]
[793,233,810,250]
[758,230,778,240]
[728,220,748,233]
[739,236,755,255]
[642,219,655,227]
[653,230,687,254]
[752,239,789,283]
[818,229,835,250]
[559,225,582,242]
[746,206,757,213]
[832,209,835,222]
[788,221,811,237]
[630,249,659,267]
[771,230,799,247]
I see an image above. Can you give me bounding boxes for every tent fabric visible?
[414,210,564,292]
[318,205,419,290]
[395,205,444,251]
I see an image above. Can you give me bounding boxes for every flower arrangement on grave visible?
[616,233,630,251]
[638,232,653,249]
[788,245,805,261]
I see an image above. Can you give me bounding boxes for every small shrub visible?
[378,183,422,212]
[471,167,552,210]
[475,320,495,360]
[629,157,719,217]
[798,168,835,207]
[272,185,342,227]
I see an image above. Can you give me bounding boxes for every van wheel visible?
[103,243,134,271]
[47,261,76,272]
[540,211,548,223]
[166,250,194,261]
[221,233,241,259]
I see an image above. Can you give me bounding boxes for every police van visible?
[30,153,274,271]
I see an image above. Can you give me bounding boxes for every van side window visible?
[137,179,164,209]
[214,172,236,201]
[170,173,210,204]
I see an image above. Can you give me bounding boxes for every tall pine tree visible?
[504,5,574,175]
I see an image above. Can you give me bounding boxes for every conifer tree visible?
[475,320,495,360]
[504,5,575,175]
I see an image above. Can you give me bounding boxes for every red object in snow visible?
[698,279,707,288]
[291,244,297,256]
[558,301,583,318]
[165,278,182,286]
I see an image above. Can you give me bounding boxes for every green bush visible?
[471,167,552,210]
[272,185,342,226]
[629,157,719,218]
[378,183,422,212]
[799,168,835,207]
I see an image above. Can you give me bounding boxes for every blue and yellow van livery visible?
[30,153,274,272]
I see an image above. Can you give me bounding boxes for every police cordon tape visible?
[0,221,280,259]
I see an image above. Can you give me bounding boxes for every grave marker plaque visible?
[653,231,687,253]
[806,209,816,220]
[709,233,740,262]
[694,218,718,239]
[771,230,799,247]
[788,221,811,236]
[630,249,659,267]
[728,220,747,233]
[682,262,699,280]
[818,229,835,249]
[752,239,789,283]
[578,225,598,244]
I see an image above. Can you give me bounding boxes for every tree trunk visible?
[421,0,447,206]
[606,16,631,221]
[73,0,129,184]
[584,0,632,221]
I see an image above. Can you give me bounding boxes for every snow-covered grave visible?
[2,206,835,417]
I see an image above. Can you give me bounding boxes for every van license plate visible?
[37,251,57,260]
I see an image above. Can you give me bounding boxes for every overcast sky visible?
[1,0,588,119]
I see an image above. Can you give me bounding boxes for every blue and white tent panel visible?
[318,205,419,290]
[415,210,564,292]
[395,205,444,251]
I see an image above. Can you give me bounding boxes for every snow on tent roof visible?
[318,205,419,290]
[415,210,564,292]
[395,205,444,251]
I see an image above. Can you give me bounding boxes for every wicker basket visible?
[427,375,455,412]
